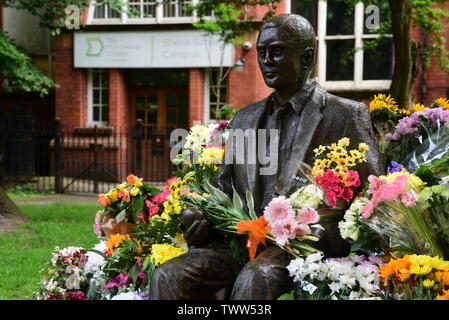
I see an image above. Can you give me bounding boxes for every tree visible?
[318,0,449,107]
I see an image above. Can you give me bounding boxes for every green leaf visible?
[128,263,139,283]
[246,190,258,220]
[232,185,243,211]
[132,196,144,214]
[277,290,296,300]
[116,210,126,223]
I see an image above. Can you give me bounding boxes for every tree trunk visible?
[389,0,418,108]
[0,185,28,233]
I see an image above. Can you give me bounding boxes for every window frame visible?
[88,0,209,25]
[87,69,110,126]
[313,0,392,91]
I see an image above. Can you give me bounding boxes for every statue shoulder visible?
[324,93,369,118]
[231,95,272,128]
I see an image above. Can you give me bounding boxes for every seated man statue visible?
[148,14,383,300]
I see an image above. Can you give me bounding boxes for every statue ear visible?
[302,47,315,71]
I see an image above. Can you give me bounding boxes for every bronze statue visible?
[148,14,383,300]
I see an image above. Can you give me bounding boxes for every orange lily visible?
[97,193,111,206]
[237,216,271,260]
[118,188,131,203]
[127,174,143,186]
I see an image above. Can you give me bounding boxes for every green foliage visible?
[0,32,55,96]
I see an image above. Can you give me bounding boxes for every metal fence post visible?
[93,125,99,194]
[135,119,143,176]
[54,118,63,193]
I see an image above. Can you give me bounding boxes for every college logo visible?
[86,37,104,56]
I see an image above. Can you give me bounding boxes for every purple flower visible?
[387,161,404,174]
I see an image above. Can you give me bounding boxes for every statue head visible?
[257,14,317,91]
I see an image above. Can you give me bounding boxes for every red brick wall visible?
[188,68,204,126]
[228,30,273,109]
[54,33,88,127]
[109,69,129,130]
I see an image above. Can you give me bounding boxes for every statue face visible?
[257,27,303,90]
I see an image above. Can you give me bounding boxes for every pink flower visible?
[271,218,298,246]
[180,188,190,196]
[104,273,131,289]
[263,196,295,226]
[345,170,360,187]
[151,188,171,204]
[297,208,320,225]
[400,191,417,207]
[362,201,375,219]
[94,209,105,238]
[64,291,87,300]
[339,187,354,202]
[149,204,160,217]
[295,223,311,236]
[325,190,338,207]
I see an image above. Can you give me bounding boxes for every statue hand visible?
[183,219,210,246]
[181,207,210,246]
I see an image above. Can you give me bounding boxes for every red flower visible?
[340,187,354,202]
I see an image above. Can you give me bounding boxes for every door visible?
[132,88,188,182]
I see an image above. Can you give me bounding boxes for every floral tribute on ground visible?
[36,97,449,300]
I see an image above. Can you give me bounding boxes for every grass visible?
[6,185,54,200]
[0,202,101,300]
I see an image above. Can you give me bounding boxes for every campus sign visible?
[74,30,234,68]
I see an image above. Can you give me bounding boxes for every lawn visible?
[0,202,101,300]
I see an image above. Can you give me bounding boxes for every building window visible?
[92,0,121,20]
[89,0,210,24]
[205,68,229,123]
[88,69,109,125]
[292,0,393,91]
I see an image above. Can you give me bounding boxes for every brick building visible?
[1,1,449,184]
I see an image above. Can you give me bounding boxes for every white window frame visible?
[204,68,229,124]
[87,69,109,126]
[87,0,207,25]
[316,0,392,91]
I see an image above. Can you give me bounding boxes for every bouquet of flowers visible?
[36,245,107,300]
[184,181,321,261]
[282,253,385,300]
[380,254,449,300]
[96,174,163,235]
[172,122,230,182]
[308,137,369,208]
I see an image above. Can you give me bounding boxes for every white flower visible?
[60,246,83,257]
[111,292,136,300]
[289,184,323,210]
[305,252,324,264]
[440,176,449,185]
[338,274,356,289]
[184,125,210,149]
[84,241,107,275]
[328,282,343,295]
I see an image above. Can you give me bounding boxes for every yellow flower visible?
[423,279,435,288]
[117,182,128,190]
[384,170,426,191]
[173,205,183,215]
[107,189,118,202]
[130,187,140,197]
[198,147,224,166]
[160,211,172,222]
[314,145,326,155]
[150,243,187,266]
[338,137,350,147]
[358,143,369,152]
[369,94,398,113]
[134,181,143,187]
[434,98,449,110]
[411,103,426,112]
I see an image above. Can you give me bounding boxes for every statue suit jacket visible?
[217,81,383,214]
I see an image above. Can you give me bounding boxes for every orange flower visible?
[237,216,271,260]
[380,255,411,285]
[435,289,449,300]
[118,188,131,203]
[97,193,111,206]
[127,174,143,186]
[436,271,449,287]
[106,233,131,255]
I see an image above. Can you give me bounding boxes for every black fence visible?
[0,117,174,194]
